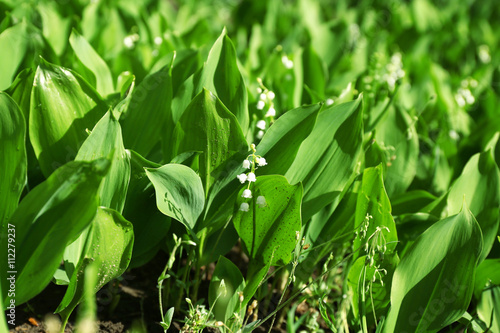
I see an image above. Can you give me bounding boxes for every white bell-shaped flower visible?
[256,120,266,130]
[256,196,267,208]
[257,130,265,139]
[242,189,252,198]
[242,160,251,169]
[257,157,267,166]
[237,173,247,183]
[247,172,256,182]
[256,100,265,110]
[239,202,250,212]
[265,107,276,118]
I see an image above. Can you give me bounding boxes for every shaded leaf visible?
[383,205,483,333]
[69,29,114,96]
[146,163,205,231]
[0,92,27,227]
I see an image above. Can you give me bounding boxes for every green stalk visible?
[159,237,182,332]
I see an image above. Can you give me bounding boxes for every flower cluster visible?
[455,77,477,108]
[238,144,267,212]
[383,53,405,91]
[255,79,277,139]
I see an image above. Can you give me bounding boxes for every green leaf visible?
[209,256,245,323]
[145,163,205,231]
[352,165,398,262]
[172,30,249,131]
[172,89,247,194]
[0,92,27,228]
[29,58,107,176]
[256,103,320,176]
[383,205,483,333]
[286,96,363,222]
[69,29,114,96]
[56,207,134,315]
[374,105,419,197]
[474,259,500,299]
[1,159,109,305]
[123,150,170,268]
[447,150,500,262]
[198,29,249,130]
[477,285,500,333]
[302,44,327,103]
[233,175,302,267]
[37,2,71,56]
[76,111,130,213]
[0,21,28,90]
[120,65,173,159]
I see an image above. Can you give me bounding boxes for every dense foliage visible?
[1,0,500,332]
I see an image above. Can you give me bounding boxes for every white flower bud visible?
[237,173,248,183]
[267,91,275,100]
[242,189,252,198]
[257,157,267,166]
[242,160,251,169]
[265,107,276,117]
[256,100,265,110]
[256,196,267,208]
[239,202,249,212]
[257,130,265,139]
[247,172,256,182]
[256,120,266,130]
[259,93,267,101]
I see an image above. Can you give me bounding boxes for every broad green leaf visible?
[172,89,247,194]
[353,165,398,262]
[286,96,363,222]
[145,164,205,231]
[209,256,245,323]
[0,21,28,90]
[198,29,249,130]
[56,207,134,316]
[474,259,500,299]
[233,175,302,268]
[0,93,26,228]
[29,58,107,176]
[302,44,327,103]
[5,68,33,122]
[383,206,483,333]
[37,1,70,56]
[256,103,320,175]
[172,30,249,131]
[391,190,437,216]
[70,29,114,96]
[374,105,419,197]
[76,111,130,213]
[477,285,500,333]
[1,159,109,305]
[120,65,173,159]
[123,150,170,268]
[447,150,500,262]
